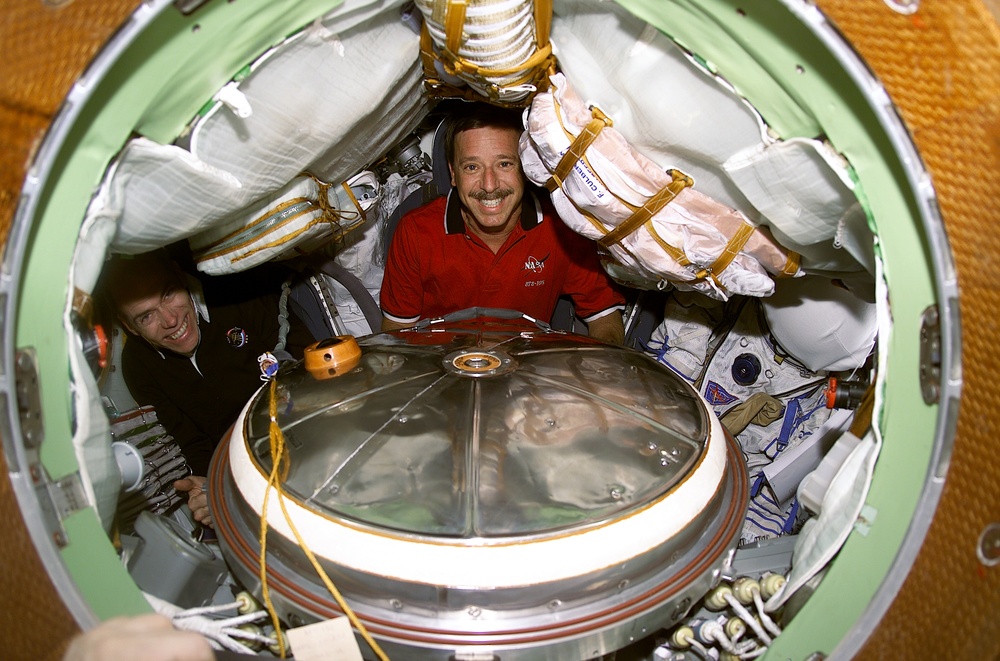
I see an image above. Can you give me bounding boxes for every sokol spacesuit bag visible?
[519,73,801,300]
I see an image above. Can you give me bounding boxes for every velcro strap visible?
[642,220,692,267]
[465,42,553,78]
[708,220,756,276]
[419,23,438,78]
[546,106,613,192]
[340,181,367,223]
[597,169,694,247]
[444,0,468,56]
[534,0,552,48]
[779,251,801,277]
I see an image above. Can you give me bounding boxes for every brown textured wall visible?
[0,3,140,659]
[1,1,998,660]
[814,1,1000,659]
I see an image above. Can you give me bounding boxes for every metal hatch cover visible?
[210,318,747,659]
[241,320,710,539]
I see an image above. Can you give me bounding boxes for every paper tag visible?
[284,617,365,661]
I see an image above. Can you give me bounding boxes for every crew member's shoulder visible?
[400,195,448,225]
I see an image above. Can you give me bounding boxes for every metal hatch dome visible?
[210,317,747,659]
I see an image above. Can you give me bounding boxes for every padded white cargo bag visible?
[415,0,555,104]
[189,171,379,275]
[520,73,802,299]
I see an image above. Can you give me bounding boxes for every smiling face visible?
[449,125,525,245]
[114,261,201,357]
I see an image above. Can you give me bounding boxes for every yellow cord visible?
[259,379,391,661]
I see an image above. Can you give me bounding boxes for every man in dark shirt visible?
[103,251,314,525]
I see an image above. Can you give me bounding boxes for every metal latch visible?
[919,305,942,404]
[16,348,87,547]
[15,348,44,450]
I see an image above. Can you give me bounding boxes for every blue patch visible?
[704,380,738,406]
[226,327,248,348]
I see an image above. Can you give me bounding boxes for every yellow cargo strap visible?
[419,0,555,106]
[545,106,613,192]
[313,175,365,236]
[339,180,367,223]
[779,250,801,277]
[597,169,694,248]
[442,0,467,56]
[534,0,552,49]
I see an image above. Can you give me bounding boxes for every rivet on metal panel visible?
[977,523,1000,567]
[919,305,942,404]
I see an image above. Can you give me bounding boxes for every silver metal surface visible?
[213,319,747,660]
[245,328,707,538]
[919,305,942,405]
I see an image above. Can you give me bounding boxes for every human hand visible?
[62,614,214,661]
[174,475,213,528]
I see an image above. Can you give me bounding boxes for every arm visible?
[62,614,214,661]
[174,475,212,528]
[587,310,625,345]
[379,210,427,328]
[381,316,416,332]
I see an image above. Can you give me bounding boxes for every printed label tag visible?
[284,617,364,661]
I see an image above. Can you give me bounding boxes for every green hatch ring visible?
[2,1,959,659]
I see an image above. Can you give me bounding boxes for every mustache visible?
[470,188,515,201]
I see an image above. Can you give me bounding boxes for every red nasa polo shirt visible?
[380,190,625,325]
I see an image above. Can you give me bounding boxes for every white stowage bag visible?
[548,0,875,281]
[189,171,380,275]
[414,0,547,103]
[520,73,802,300]
[89,4,424,256]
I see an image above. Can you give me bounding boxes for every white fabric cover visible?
[762,275,878,373]
[549,0,873,279]
[189,171,380,275]
[87,5,424,255]
[521,73,800,299]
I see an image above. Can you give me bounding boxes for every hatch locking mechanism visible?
[919,305,942,405]
[15,348,87,548]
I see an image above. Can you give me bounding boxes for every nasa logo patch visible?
[704,380,738,406]
[226,327,248,348]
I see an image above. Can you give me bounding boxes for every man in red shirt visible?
[380,104,626,343]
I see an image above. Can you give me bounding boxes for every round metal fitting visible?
[444,349,515,377]
[977,523,1000,567]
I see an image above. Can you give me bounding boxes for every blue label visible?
[704,380,738,406]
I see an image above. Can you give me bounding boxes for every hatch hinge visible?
[16,347,87,547]
[15,348,44,451]
[919,305,942,404]
[33,471,89,548]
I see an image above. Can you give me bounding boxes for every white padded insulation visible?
[84,1,425,257]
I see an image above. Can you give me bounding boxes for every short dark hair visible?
[443,103,525,168]
[99,251,181,313]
